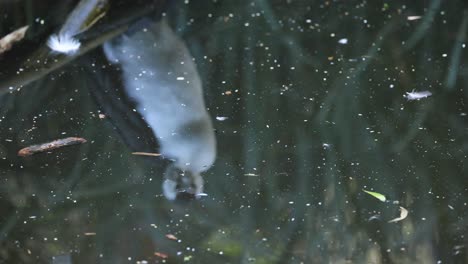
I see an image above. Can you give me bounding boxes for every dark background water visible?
[1,0,468,263]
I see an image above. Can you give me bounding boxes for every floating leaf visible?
[165,234,177,241]
[0,25,29,55]
[154,252,168,259]
[363,189,387,202]
[388,206,409,223]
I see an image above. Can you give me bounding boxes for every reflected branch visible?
[317,19,398,123]
[445,10,468,90]
[403,0,442,51]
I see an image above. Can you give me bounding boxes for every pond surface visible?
[0,0,467,263]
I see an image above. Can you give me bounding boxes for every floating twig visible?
[18,137,87,157]
[131,152,161,157]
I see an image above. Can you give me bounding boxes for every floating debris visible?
[363,189,387,202]
[216,116,228,121]
[388,206,409,223]
[195,193,208,198]
[404,90,432,100]
[47,34,81,54]
[154,252,168,259]
[407,16,422,21]
[131,152,161,157]
[98,113,106,119]
[165,234,178,241]
[0,25,29,55]
[244,173,259,177]
[368,214,381,221]
[322,143,331,149]
[18,137,87,157]
[224,90,232,95]
[84,232,96,236]
[338,38,348,44]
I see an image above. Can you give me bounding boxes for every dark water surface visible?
[1,0,468,263]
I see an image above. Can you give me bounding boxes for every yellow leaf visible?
[363,189,386,202]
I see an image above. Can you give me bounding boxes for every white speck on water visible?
[216,116,228,121]
[407,16,422,21]
[176,76,185,80]
[338,38,348,44]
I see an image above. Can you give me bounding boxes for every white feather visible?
[47,34,81,54]
[404,90,432,101]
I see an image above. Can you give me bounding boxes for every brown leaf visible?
[154,252,168,259]
[0,26,29,55]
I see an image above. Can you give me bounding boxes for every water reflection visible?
[103,18,216,200]
[0,0,467,263]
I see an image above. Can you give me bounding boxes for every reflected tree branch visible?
[445,10,468,90]
[403,0,442,51]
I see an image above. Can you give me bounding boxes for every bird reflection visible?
[100,18,216,200]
